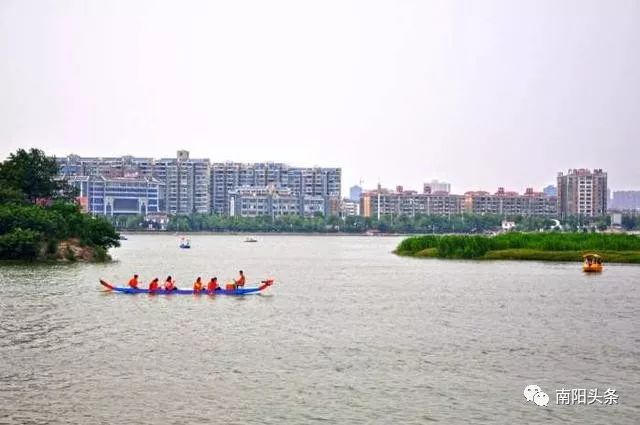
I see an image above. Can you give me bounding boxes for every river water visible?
[0,234,638,424]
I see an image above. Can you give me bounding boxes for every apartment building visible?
[228,186,327,218]
[557,169,607,218]
[360,186,465,218]
[57,155,155,178]
[58,151,210,215]
[340,199,360,217]
[211,162,341,216]
[464,187,557,216]
[155,151,210,214]
[359,186,556,218]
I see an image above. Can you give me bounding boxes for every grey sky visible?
[1,0,638,194]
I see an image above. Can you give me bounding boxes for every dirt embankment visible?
[51,239,107,262]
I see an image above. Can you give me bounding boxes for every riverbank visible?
[395,233,640,263]
[0,238,111,264]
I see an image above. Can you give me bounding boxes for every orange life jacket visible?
[149,280,159,291]
[164,280,175,291]
[236,275,246,286]
[193,280,203,292]
[128,278,139,288]
[207,280,218,291]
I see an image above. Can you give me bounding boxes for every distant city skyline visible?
[11,148,637,197]
[1,1,638,193]
[57,152,342,217]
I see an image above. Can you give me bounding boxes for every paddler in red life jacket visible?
[164,275,177,291]
[148,277,160,292]
[128,274,139,289]
[193,277,203,293]
[234,270,246,288]
[207,277,219,292]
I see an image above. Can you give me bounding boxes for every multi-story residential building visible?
[228,186,327,218]
[610,190,640,211]
[210,162,240,214]
[423,179,451,194]
[68,175,162,216]
[340,199,360,217]
[58,154,339,217]
[229,186,297,217]
[155,151,210,214]
[464,187,557,216]
[286,167,341,199]
[302,196,327,217]
[57,155,155,178]
[58,151,210,215]
[421,192,466,215]
[211,162,341,216]
[359,186,556,218]
[557,169,608,218]
[360,186,464,218]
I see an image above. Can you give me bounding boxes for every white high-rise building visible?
[211,162,341,216]
[557,169,608,218]
[154,151,210,215]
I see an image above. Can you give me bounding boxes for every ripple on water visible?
[0,235,639,424]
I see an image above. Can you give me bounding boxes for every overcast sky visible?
[1,0,638,194]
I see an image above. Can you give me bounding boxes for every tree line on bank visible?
[0,149,120,261]
[110,211,621,233]
[111,213,508,233]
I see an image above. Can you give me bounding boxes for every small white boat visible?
[244,237,258,243]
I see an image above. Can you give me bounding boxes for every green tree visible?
[0,187,26,205]
[0,148,77,202]
[0,228,42,260]
[0,149,120,261]
[81,216,121,249]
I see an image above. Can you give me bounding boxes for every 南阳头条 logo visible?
[524,385,549,406]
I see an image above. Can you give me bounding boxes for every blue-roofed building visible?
[68,175,163,216]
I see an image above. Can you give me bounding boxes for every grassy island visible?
[0,149,120,262]
[395,232,640,263]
